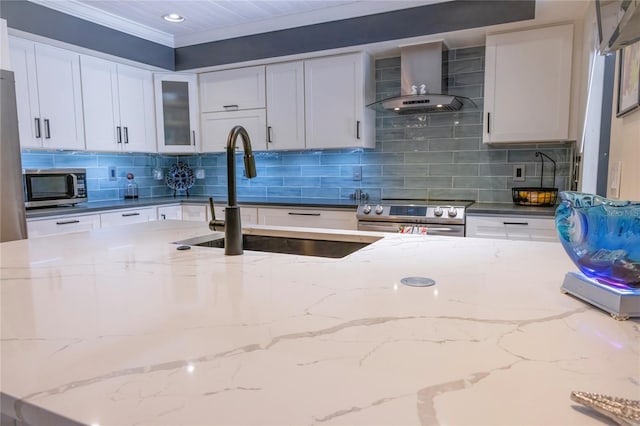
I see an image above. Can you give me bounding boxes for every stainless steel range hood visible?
[368,42,469,114]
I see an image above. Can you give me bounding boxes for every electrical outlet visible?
[108,166,117,181]
[512,164,525,182]
[353,166,362,181]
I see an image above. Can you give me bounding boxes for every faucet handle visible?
[208,197,224,231]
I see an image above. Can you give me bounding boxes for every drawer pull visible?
[503,221,529,226]
[223,104,239,110]
[288,212,321,216]
[56,220,80,225]
[121,212,141,217]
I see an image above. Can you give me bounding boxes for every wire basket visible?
[512,151,559,206]
[512,187,558,206]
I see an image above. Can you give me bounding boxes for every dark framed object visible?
[616,42,640,117]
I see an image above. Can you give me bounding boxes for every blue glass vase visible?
[555,191,640,288]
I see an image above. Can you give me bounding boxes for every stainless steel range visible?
[356,200,473,237]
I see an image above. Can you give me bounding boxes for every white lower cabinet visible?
[182,204,208,222]
[213,205,258,225]
[27,214,101,238]
[100,208,157,228]
[257,207,356,230]
[466,215,557,242]
[157,205,182,220]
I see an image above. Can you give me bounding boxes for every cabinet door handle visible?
[34,118,42,138]
[503,221,529,226]
[192,130,196,146]
[160,214,166,220]
[223,104,239,110]
[55,219,81,225]
[356,121,361,139]
[43,119,51,139]
[487,112,491,134]
[288,212,321,216]
[117,126,122,143]
[121,212,140,217]
[123,126,129,144]
[267,126,273,143]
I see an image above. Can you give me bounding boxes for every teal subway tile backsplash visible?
[21,46,573,203]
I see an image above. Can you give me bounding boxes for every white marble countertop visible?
[1,221,638,425]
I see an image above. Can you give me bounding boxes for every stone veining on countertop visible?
[13,307,591,422]
[2,222,638,425]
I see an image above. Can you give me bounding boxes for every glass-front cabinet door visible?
[154,73,199,153]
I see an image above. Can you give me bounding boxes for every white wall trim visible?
[29,0,175,47]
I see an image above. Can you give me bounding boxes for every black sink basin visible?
[195,234,371,258]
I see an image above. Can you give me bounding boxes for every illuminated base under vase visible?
[561,272,640,320]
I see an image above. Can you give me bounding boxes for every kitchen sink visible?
[174,229,380,258]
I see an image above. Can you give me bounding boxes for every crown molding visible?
[29,0,175,47]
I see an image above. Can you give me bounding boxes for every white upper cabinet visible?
[200,109,267,152]
[483,24,574,144]
[304,53,375,149]
[199,66,265,112]
[265,61,305,150]
[154,73,199,153]
[117,64,156,152]
[81,55,156,152]
[9,37,85,150]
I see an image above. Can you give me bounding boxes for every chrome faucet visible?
[222,125,256,255]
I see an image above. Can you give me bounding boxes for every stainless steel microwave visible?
[23,168,88,208]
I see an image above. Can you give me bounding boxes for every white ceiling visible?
[30,0,448,47]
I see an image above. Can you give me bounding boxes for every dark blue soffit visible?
[0,0,175,70]
[175,0,536,70]
[1,0,535,71]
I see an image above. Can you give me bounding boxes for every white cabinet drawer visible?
[27,214,101,238]
[100,207,156,228]
[257,207,356,230]
[466,215,557,241]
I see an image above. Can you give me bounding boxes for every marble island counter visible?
[1,221,638,426]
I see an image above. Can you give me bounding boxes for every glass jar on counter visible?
[124,172,138,199]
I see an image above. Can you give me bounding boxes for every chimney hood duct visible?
[368,42,470,114]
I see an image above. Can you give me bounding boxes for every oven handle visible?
[358,222,464,235]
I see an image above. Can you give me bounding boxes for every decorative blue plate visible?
[166,163,195,191]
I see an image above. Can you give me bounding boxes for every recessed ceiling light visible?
[163,13,185,23]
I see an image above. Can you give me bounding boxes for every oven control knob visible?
[434,206,443,217]
[375,205,384,215]
[448,207,458,217]
[362,204,372,214]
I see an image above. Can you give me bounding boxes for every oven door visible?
[358,221,465,237]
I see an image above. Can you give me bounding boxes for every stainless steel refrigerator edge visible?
[0,19,27,242]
